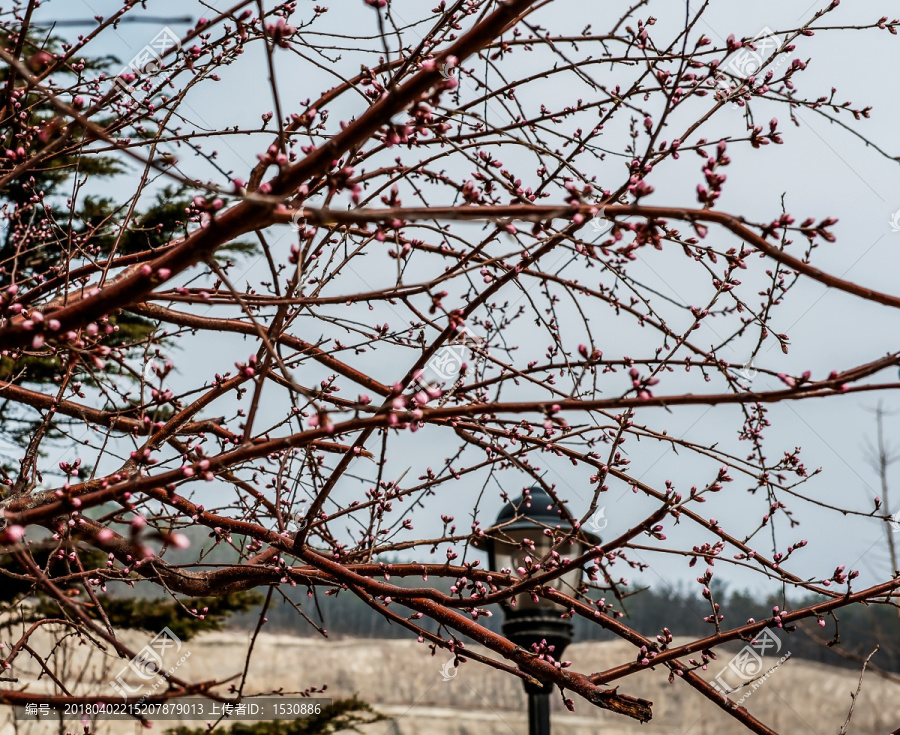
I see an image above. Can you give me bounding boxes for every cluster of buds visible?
[626,160,655,200]
[420,56,459,90]
[529,638,570,670]
[577,344,602,362]
[797,215,839,243]
[265,17,297,48]
[688,540,725,567]
[235,354,258,377]
[5,296,66,349]
[749,117,783,149]
[3,146,27,163]
[307,411,334,433]
[187,195,225,226]
[129,447,158,465]
[256,142,290,170]
[637,642,664,667]
[698,567,714,597]
[629,367,660,400]
[822,565,859,587]
[58,458,83,479]
[776,370,811,389]
[686,649,717,672]
[696,139,730,208]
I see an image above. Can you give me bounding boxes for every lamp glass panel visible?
[493,527,584,611]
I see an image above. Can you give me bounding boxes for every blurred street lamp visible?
[482,486,599,735]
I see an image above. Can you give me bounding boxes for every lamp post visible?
[482,486,597,735]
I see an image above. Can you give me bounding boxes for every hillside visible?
[2,630,898,734]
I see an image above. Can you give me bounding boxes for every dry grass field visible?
[3,629,898,734]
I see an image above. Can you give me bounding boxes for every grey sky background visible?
[28,0,900,601]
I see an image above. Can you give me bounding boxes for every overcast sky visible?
[28,0,900,603]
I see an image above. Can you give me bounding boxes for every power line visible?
[31,16,193,28]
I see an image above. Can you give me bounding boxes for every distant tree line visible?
[238,576,899,676]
